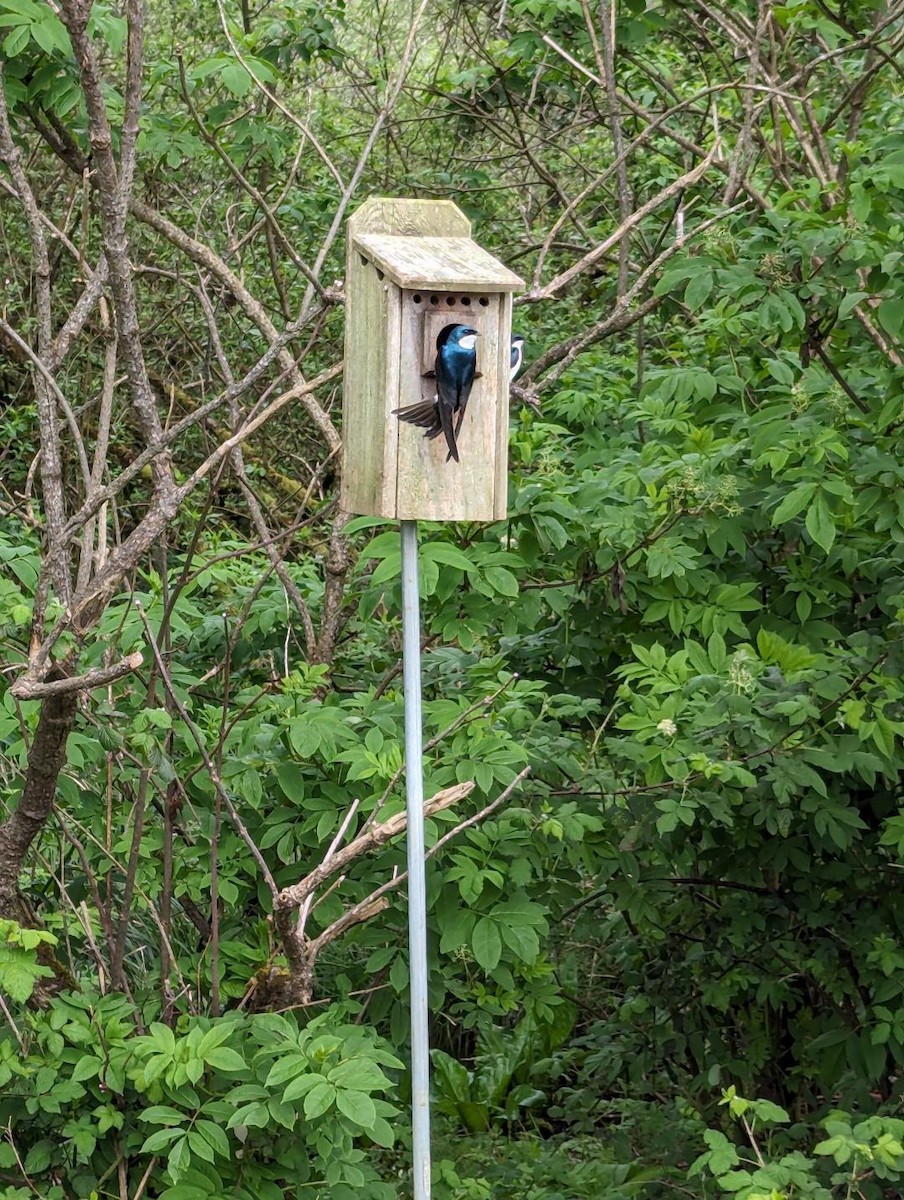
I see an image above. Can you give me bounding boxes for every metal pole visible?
[400,518,431,1200]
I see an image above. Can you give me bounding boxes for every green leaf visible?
[221,61,252,97]
[328,1058,390,1091]
[369,1116,396,1148]
[344,515,392,536]
[766,358,794,386]
[167,1135,190,1178]
[197,1023,235,1057]
[140,1106,186,1125]
[71,1055,103,1082]
[773,482,817,525]
[484,566,519,597]
[471,917,502,971]
[421,542,476,572]
[150,1023,176,1055]
[141,1127,185,1153]
[878,297,904,340]
[265,1054,309,1088]
[195,1119,230,1158]
[3,23,30,55]
[389,954,408,992]
[282,1072,323,1103]
[203,1047,246,1072]
[805,491,836,553]
[370,552,402,585]
[303,1081,336,1118]
[684,268,714,309]
[24,1142,52,1173]
[289,720,321,758]
[335,1088,377,1128]
[185,1130,214,1163]
[838,291,869,318]
[72,1128,96,1159]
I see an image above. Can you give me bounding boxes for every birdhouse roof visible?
[353,233,524,292]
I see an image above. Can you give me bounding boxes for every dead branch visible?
[533,150,718,299]
[10,653,144,700]
[277,782,475,912]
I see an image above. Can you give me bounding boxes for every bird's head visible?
[448,325,479,351]
[510,334,526,376]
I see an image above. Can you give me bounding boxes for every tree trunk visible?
[0,678,76,923]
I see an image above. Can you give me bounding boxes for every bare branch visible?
[0,66,71,608]
[533,150,718,299]
[59,0,175,495]
[129,198,341,453]
[277,782,475,911]
[135,600,280,901]
[10,653,144,700]
[307,768,532,966]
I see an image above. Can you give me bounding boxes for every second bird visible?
[394,323,478,463]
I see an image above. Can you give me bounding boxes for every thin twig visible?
[135,600,280,901]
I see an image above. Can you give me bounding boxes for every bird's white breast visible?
[457,334,477,351]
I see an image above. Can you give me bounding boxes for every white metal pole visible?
[400,518,431,1200]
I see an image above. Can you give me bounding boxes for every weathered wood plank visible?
[340,257,400,515]
[354,234,524,291]
[493,291,512,520]
[396,292,502,522]
[349,197,471,238]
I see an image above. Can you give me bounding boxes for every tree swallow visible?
[394,324,478,464]
[510,334,525,381]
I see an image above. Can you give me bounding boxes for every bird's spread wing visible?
[394,399,441,432]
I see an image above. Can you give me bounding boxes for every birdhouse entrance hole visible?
[417,293,499,377]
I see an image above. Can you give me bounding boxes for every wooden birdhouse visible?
[340,198,524,522]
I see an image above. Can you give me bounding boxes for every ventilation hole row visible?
[358,261,492,307]
[411,294,490,307]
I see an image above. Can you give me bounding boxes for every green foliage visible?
[2,0,904,1197]
[690,1089,904,1199]
[433,1129,662,1200]
[0,920,55,1003]
[0,0,123,116]
[431,1012,571,1132]
[1,991,402,1198]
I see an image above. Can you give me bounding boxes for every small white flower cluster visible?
[656,718,678,736]
[730,652,756,694]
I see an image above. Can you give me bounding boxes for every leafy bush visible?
[0,988,403,1199]
[691,1089,904,1200]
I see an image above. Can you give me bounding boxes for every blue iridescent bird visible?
[510,333,525,381]
[394,324,479,463]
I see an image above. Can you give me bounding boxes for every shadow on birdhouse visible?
[341,198,524,522]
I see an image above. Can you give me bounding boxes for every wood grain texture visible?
[349,197,471,238]
[340,251,400,515]
[396,292,504,522]
[354,234,525,291]
[493,292,513,520]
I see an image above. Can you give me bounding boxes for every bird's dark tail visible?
[393,400,441,432]
[438,400,459,463]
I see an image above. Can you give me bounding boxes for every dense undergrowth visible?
[2,0,904,1197]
